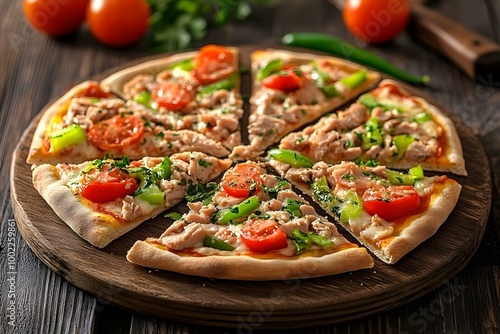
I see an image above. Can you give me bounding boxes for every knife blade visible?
[328,0,500,86]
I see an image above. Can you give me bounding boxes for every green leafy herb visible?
[185,181,218,203]
[165,212,183,220]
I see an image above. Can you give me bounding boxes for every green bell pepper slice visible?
[308,232,333,248]
[413,112,432,123]
[168,58,194,71]
[134,91,154,109]
[362,117,383,150]
[217,196,260,224]
[339,70,367,89]
[393,134,415,159]
[282,198,303,218]
[49,124,86,152]
[291,229,313,255]
[359,93,404,113]
[386,165,424,186]
[136,184,165,204]
[257,59,282,81]
[339,190,363,224]
[310,64,340,98]
[203,236,235,251]
[198,73,237,96]
[267,148,314,168]
[152,156,172,180]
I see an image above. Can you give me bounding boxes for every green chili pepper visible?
[136,184,165,204]
[339,190,362,224]
[257,59,282,80]
[217,196,260,224]
[362,117,383,150]
[203,236,235,251]
[267,148,314,168]
[282,33,430,85]
[49,124,86,152]
[282,198,304,218]
[198,73,237,96]
[339,70,367,89]
[134,91,154,109]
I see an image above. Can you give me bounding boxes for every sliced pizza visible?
[127,161,374,280]
[32,151,232,248]
[229,49,381,161]
[100,44,243,152]
[279,79,467,176]
[268,152,462,264]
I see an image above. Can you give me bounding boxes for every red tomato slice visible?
[240,218,289,253]
[261,71,303,92]
[362,185,420,221]
[87,115,144,152]
[77,83,111,99]
[221,162,261,198]
[152,82,194,111]
[81,166,138,203]
[192,45,236,85]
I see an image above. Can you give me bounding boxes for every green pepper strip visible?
[282,198,303,218]
[203,236,235,251]
[267,148,314,168]
[339,70,367,89]
[310,64,340,98]
[362,117,383,150]
[198,73,237,96]
[282,33,430,85]
[359,93,404,113]
[152,156,172,180]
[393,134,415,159]
[217,196,260,224]
[339,190,363,224]
[257,59,282,81]
[168,57,194,71]
[134,91,154,109]
[136,184,165,204]
[386,165,424,185]
[49,124,86,152]
[291,229,334,255]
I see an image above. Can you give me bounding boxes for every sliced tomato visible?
[262,71,303,92]
[362,185,420,221]
[221,162,261,198]
[152,82,194,111]
[81,166,138,203]
[77,83,111,99]
[87,115,144,152]
[192,45,236,85]
[240,218,288,253]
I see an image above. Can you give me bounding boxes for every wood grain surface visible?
[10,48,492,328]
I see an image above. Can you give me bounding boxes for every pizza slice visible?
[229,49,381,161]
[32,151,232,248]
[279,79,467,176]
[100,44,243,152]
[268,152,462,264]
[127,161,374,280]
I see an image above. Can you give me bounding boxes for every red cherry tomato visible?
[23,0,89,36]
[86,0,150,47]
[342,0,410,44]
[76,83,111,99]
[240,218,289,253]
[221,162,261,198]
[192,45,236,85]
[362,185,420,221]
[81,166,138,203]
[87,115,144,152]
[152,82,194,111]
[261,71,303,92]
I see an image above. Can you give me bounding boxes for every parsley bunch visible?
[147,0,271,52]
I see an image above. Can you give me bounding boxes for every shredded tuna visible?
[121,195,141,221]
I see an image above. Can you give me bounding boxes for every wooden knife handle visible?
[409,3,500,85]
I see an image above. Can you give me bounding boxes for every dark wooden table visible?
[1,0,499,333]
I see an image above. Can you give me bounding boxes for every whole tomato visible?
[23,0,89,36]
[342,0,410,44]
[86,0,151,47]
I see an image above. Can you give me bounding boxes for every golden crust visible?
[126,241,374,281]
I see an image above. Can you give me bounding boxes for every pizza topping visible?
[362,185,420,222]
[152,81,194,111]
[261,70,303,92]
[267,148,314,168]
[203,235,235,251]
[240,218,289,253]
[339,70,368,89]
[192,45,236,85]
[291,229,334,254]
[216,196,261,224]
[197,72,238,96]
[49,124,86,152]
[257,59,283,80]
[221,161,261,198]
[81,166,139,203]
[87,115,144,152]
[76,83,111,99]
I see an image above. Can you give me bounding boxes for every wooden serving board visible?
[10,47,491,329]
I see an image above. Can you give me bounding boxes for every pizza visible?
[126,161,374,280]
[27,45,242,165]
[278,79,467,176]
[268,155,462,264]
[229,49,381,160]
[25,44,467,280]
[32,151,231,248]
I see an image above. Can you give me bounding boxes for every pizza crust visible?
[127,241,374,280]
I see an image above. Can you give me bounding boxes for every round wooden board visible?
[10,46,491,329]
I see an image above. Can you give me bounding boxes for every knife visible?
[328,0,500,86]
